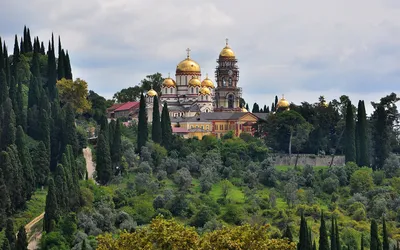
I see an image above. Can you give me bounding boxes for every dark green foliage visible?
[313,241,317,250]
[383,217,389,250]
[275,95,278,108]
[5,219,15,248]
[335,219,340,250]
[3,46,11,88]
[1,98,16,149]
[161,101,172,149]
[57,48,65,80]
[38,108,50,151]
[319,212,329,250]
[360,234,364,250]
[40,42,45,55]
[46,38,57,100]
[0,170,11,230]
[373,105,390,170]
[111,119,122,166]
[345,100,356,163]
[32,141,50,186]
[152,96,162,144]
[50,99,62,171]
[30,52,41,79]
[0,69,8,105]
[252,102,260,113]
[64,51,72,79]
[356,100,369,167]
[54,163,68,211]
[16,81,26,130]
[96,132,112,184]
[7,145,26,209]
[331,217,337,250]
[370,219,381,250]
[9,76,17,112]
[16,126,35,200]
[61,103,79,156]
[27,76,40,109]
[282,224,293,242]
[1,238,10,250]
[44,178,59,232]
[245,103,249,111]
[15,226,28,250]
[137,92,148,153]
[298,213,311,250]
[0,152,16,212]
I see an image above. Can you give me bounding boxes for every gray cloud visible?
[1,0,400,114]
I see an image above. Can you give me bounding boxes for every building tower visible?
[214,39,242,112]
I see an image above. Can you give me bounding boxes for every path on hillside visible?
[25,212,45,250]
[83,147,95,179]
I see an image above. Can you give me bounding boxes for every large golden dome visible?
[176,48,201,73]
[277,95,290,109]
[163,75,176,88]
[201,74,214,89]
[219,39,235,58]
[147,88,158,97]
[199,86,211,95]
[189,77,201,88]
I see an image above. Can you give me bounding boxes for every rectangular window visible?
[206,125,209,130]
[191,126,194,129]
[220,125,223,130]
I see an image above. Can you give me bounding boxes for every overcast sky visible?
[1,0,400,114]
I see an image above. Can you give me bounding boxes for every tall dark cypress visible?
[263,105,267,113]
[0,69,8,105]
[0,37,4,71]
[16,81,26,131]
[43,177,59,233]
[0,170,11,231]
[161,101,172,149]
[27,76,40,109]
[360,234,364,250]
[111,119,122,165]
[57,49,65,80]
[5,219,15,248]
[373,105,389,170]
[50,99,61,171]
[64,51,72,79]
[275,95,278,108]
[282,224,293,242]
[31,52,41,80]
[3,45,11,88]
[152,96,162,143]
[38,108,50,151]
[2,238,11,250]
[61,103,79,156]
[335,219,341,250]
[9,76,16,110]
[370,219,380,250]
[54,163,68,211]
[15,226,28,250]
[272,103,275,112]
[16,126,35,200]
[345,101,356,162]
[319,212,329,250]
[331,217,337,250]
[245,103,249,111]
[137,92,148,153]
[383,217,389,250]
[40,42,45,55]
[26,28,33,53]
[19,38,24,55]
[356,100,369,167]
[298,213,310,250]
[32,141,50,187]
[46,38,57,100]
[8,145,26,210]
[12,35,20,77]
[96,132,112,184]
[1,99,16,149]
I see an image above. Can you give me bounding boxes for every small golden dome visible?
[322,101,328,107]
[189,77,201,88]
[147,88,158,97]
[277,95,290,109]
[219,38,235,58]
[201,74,215,88]
[176,48,201,73]
[199,86,211,95]
[163,76,176,88]
[241,107,248,112]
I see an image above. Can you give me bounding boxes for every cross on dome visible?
[186,48,191,58]
[225,38,229,46]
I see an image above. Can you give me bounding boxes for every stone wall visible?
[272,154,345,167]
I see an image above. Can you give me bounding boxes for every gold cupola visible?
[219,38,235,58]
[163,73,176,88]
[277,95,290,110]
[201,74,215,89]
[176,48,201,74]
[147,88,158,97]
[189,76,201,88]
[199,86,211,95]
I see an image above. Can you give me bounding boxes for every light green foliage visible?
[350,167,374,194]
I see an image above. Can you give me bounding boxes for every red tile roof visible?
[114,102,140,112]
[107,103,124,112]
[172,127,189,133]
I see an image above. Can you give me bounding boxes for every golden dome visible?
[189,77,201,88]
[163,75,176,88]
[241,107,248,112]
[322,101,328,107]
[176,48,201,73]
[277,95,290,109]
[219,38,235,58]
[147,88,158,97]
[201,74,215,88]
[199,86,211,95]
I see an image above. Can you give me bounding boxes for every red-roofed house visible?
[172,127,190,138]
[108,102,140,119]
[106,103,124,118]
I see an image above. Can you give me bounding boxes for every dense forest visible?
[1,27,400,250]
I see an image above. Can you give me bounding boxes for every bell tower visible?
[214,39,242,112]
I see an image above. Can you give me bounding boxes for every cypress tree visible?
[161,101,172,149]
[7,145,25,210]
[0,69,8,105]
[1,238,10,250]
[252,103,259,113]
[38,108,50,151]
[12,35,20,79]
[0,37,3,71]
[15,226,28,250]
[57,49,65,80]
[3,45,11,88]
[152,96,162,144]
[16,126,36,200]
[356,100,369,167]
[275,95,278,108]
[40,41,45,55]
[108,119,115,148]
[0,152,16,212]
[61,103,79,156]
[370,219,380,250]
[16,81,26,131]
[111,119,122,165]
[313,241,317,250]
[137,92,148,153]
[9,76,16,111]
[282,224,293,241]
[1,99,16,149]
[19,37,24,55]
[319,212,329,250]
[245,103,249,111]
[32,141,50,186]
[27,76,40,109]
[33,37,40,54]
[331,217,337,250]
[43,177,59,232]
[46,39,57,100]
[383,217,389,250]
[64,51,72,79]
[373,105,390,170]
[50,99,61,171]
[345,101,356,162]
[335,219,341,250]
[263,104,267,113]
[0,170,11,231]
[31,52,41,80]
[26,28,32,53]
[96,132,112,184]
[360,234,364,250]
[272,102,275,112]
[5,219,15,248]
[298,213,310,250]
[54,163,68,211]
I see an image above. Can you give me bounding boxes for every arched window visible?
[222,78,226,86]
[191,88,194,94]
[228,78,232,86]
[170,88,173,94]
[228,94,234,108]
